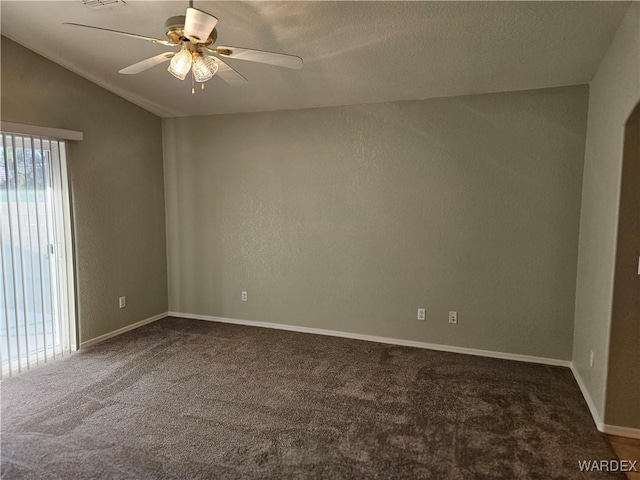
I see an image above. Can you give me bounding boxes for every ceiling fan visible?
[63,1,303,93]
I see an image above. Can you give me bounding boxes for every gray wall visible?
[1,37,168,343]
[572,2,640,426]
[164,85,588,361]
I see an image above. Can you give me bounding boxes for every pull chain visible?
[191,71,195,95]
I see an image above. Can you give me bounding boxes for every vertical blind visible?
[0,133,76,378]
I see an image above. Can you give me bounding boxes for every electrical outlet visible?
[589,350,594,368]
[119,296,126,309]
[417,308,426,321]
[241,291,248,302]
[448,311,458,324]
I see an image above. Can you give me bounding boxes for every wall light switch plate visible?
[119,296,126,309]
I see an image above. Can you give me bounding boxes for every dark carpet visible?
[1,317,623,479]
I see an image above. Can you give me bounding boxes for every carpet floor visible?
[1,317,624,479]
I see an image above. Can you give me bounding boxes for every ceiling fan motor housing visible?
[164,16,217,46]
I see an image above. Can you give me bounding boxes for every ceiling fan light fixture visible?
[168,48,192,80]
[65,4,302,90]
[192,54,218,82]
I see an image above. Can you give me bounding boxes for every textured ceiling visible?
[0,1,630,118]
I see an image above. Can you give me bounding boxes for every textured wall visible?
[164,85,588,361]
[572,3,640,426]
[1,37,168,343]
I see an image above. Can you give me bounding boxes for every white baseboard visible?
[601,424,640,439]
[570,363,605,431]
[167,311,571,367]
[80,312,168,348]
[567,364,640,439]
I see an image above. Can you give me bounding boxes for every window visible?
[0,132,76,377]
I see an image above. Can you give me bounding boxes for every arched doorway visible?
[605,100,640,433]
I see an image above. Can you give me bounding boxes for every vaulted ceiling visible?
[0,1,630,117]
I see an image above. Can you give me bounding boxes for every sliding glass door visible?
[0,133,76,377]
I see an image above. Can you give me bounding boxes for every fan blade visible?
[209,56,248,86]
[214,46,303,69]
[119,52,175,74]
[63,23,175,46]
[184,8,218,43]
